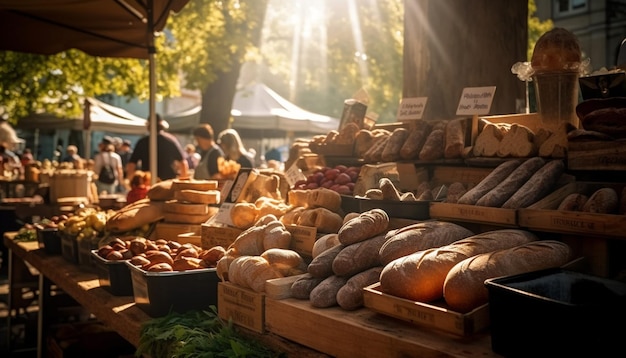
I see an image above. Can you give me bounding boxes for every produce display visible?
[291,164,360,195]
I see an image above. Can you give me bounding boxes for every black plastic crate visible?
[90,250,133,296]
[126,261,219,317]
[37,227,62,255]
[61,233,78,264]
[485,268,626,357]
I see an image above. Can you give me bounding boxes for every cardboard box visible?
[429,202,518,227]
[518,182,626,237]
[362,283,489,337]
[217,282,265,333]
[200,223,242,249]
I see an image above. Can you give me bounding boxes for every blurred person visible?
[126,170,151,204]
[61,145,82,168]
[117,139,133,176]
[20,148,34,167]
[127,115,189,181]
[93,136,124,195]
[185,143,200,170]
[217,129,254,169]
[192,124,224,179]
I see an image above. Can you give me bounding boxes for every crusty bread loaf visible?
[228,255,282,293]
[310,275,350,308]
[444,182,467,204]
[174,189,220,204]
[379,229,538,303]
[312,234,341,258]
[582,107,626,138]
[443,240,572,313]
[290,273,325,300]
[400,120,431,160]
[338,209,389,245]
[418,129,445,161]
[501,159,565,209]
[557,193,589,211]
[354,130,375,158]
[457,159,521,205]
[381,128,409,162]
[308,187,342,212]
[475,157,546,207]
[444,118,467,159]
[497,123,537,158]
[308,244,344,278]
[146,180,175,201]
[230,202,259,229]
[582,187,619,213]
[531,27,581,73]
[379,177,401,201]
[379,221,474,265]
[105,199,165,233]
[473,122,511,157]
[296,207,343,234]
[261,248,307,276]
[363,134,390,163]
[336,267,383,310]
[332,234,387,277]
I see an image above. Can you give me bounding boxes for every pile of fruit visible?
[293,165,360,195]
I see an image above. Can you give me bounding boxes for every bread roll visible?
[310,275,350,308]
[379,229,537,303]
[308,188,342,212]
[501,159,565,209]
[475,157,545,207]
[557,193,588,211]
[379,221,474,265]
[332,234,387,277]
[338,209,389,245]
[443,240,572,313]
[336,267,383,310]
[379,177,401,201]
[456,159,521,205]
[582,188,619,214]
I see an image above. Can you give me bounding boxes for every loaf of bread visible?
[354,130,375,158]
[443,240,572,313]
[308,244,345,278]
[379,229,538,303]
[290,273,325,300]
[336,267,383,310]
[582,107,626,138]
[312,233,341,258]
[230,203,259,229]
[497,124,537,158]
[171,179,219,192]
[174,189,220,204]
[418,129,444,161]
[338,209,389,245]
[105,199,165,233]
[163,200,209,215]
[378,221,474,265]
[310,275,350,308]
[502,159,565,209]
[332,234,387,277]
[379,177,401,201]
[363,134,389,162]
[457,159,521,205]
[228,255,283,293]
[146,180,175,201]
[400,120,431,159]
[582,188,619,213]
[261,248,307,276]
[475,157,545,207]
[538,122,573,158]
[473,122,511,157]
[531,27,582,73]
[444,182,467,204]
[444,118,467,159]
[296,207,343,234]
[382,128,409,162]
[557,193,588,211]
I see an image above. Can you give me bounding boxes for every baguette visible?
[308,245,345,278]
[444,118,467,159]
[557,193,588,211]
[456,159,521,205]
[336,267,383,310]
[501,159,565,209]
[337,209,389,245]
[475,157,546,207]
[332,234,388,277]
[418,129,445,161]
[310,275,350,308]
[378,221,474,265]
[443,240,572,313]
[379,229,538,302]
[381,128,409,162]
[290,273,325,300]
[399,120,431,159]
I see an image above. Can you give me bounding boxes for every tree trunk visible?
[404,0,528,119]
[200,63,243,136]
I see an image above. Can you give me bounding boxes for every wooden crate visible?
[362,283,489,337]
[285,225,317,258]
[431,166,492,186]
[200,224,242,249]
[568,140,626,171]
[518,182,626,237]
[264,297,497,358]
[151,222,200,241]
[217,282,265,333]
[429,202,518,227]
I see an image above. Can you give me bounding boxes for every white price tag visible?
[396,97,428,121]
[456,86,496,116]
[284,162,306,188]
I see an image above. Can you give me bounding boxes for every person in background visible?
[93,136,124,195]
[20,148,34,167]
[118,139,133,174]
[126,170,151,204]
[192,124,224,179]
[217,128,254,169]
[61,145,83,168]
[127,115,189,181]
[185,143,200,170]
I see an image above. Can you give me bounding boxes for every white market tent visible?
[166,82,339,136]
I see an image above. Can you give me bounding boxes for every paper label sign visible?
[456,86,496,115]
[397,97,428,121]
[284,162,306,188]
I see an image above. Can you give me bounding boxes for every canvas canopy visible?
[166,83,339,136]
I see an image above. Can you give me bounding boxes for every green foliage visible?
[528,0,553,61]
[136,308,285,358]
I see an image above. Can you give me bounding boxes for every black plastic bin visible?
[37,227,62,255]
[485,268,626,357]
[91,250,133,296]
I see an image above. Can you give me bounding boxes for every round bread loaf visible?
[531,27,581,73]
[557,193,588,211]
[581,187,619,213]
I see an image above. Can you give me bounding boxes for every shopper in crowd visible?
[192,124,224,180]
[117,139,133,175]
[20,148,34,167]
[127,115,189,181]
[185,143,201,170]
[61,145,82,169]
[93,136,124,195]
[217,128,254,169]
[126,170,151,204]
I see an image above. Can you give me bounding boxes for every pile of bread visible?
[558,186,626,214]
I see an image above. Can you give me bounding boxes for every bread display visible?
[337,209,389,245]
[475,157,546,207]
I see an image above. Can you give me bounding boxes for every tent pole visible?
[148,0,158,184]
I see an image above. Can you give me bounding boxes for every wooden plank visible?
[431,166,492,186]
[429,202,518,227]
[264,298,498,358]
[568,140,626,171]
